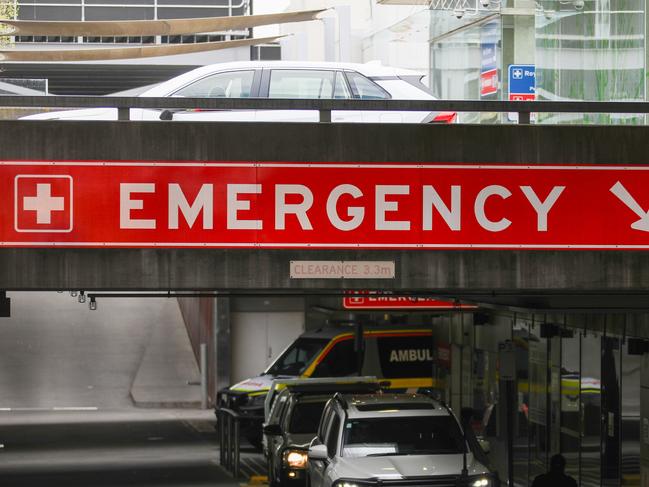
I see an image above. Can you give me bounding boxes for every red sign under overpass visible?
[4,160,649,249]
[342,295,477,310]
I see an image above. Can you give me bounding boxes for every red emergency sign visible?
[342,295,477,310]
[3,160,649,249]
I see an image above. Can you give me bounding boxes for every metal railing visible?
[3,95,649,124]
[216,407,264,478]
[217,407,243,478]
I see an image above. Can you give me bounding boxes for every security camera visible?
[573,0,584,9]
[453,7,465,18]
[480,0,490,8]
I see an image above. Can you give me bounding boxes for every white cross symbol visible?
[513,68,523,79]
[23,183,65,224]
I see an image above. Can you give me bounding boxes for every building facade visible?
[0,0,284,93]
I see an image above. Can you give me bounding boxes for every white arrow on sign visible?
[610,181,649,232]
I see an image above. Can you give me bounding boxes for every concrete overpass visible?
[0,118,649,310]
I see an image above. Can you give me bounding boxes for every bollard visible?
[200,343,208,409]
[219,410,225,465]
[227,415,233,470]
[234,419,240,478]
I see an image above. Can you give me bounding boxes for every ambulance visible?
[216,325,440,447]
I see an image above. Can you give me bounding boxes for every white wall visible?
[276,0,428,71]
[231,311,304,383]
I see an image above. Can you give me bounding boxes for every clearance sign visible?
[3,160,649,249]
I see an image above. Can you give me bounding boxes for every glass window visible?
[269,70,335,99]
[318,405,333,441]
[345,71,390,100]
[528,318,549,482]
[558,325,580,484]
[334,71,351,99]
[311,339,358,377]
[174,70,254,98]
[326,414,341,457]
[265,338,328,376]
[513,317,531,487]
[289,400,328,435]
[268,391,289,425]
[621,338,640,487]
[581,330,602,487]
[602,335,621,486]
[342,416,464,458]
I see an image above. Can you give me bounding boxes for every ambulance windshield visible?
[265,338,328,376]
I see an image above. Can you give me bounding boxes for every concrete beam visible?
[1,120,649,292]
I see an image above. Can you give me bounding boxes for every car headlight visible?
[333,481,375,487]
[247,393,267,407]
[284,450,308,469]
[471,477,491,487]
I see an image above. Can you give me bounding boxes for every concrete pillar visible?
[501,0,536,97]
[213,297,232,395]
[323,16,336,62]
[334,5,352,63]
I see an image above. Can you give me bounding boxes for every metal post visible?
[319,109,332,123]
[223,414,229,468]
[78,0,85,44]
[518,111,531,124]
[506,379,514,487]
[227,415,233,470]
[154,0,161,45]
[234,419,240,478]
[219,411,225,465]
[117,107,130,121]
[200,343,208,409]
[215,298,232,394]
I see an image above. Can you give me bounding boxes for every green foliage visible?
[0,1,18,46]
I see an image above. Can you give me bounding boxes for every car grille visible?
[375,475,461,487]
[218,390,249,410]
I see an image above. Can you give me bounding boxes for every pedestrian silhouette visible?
[531,454,577,487]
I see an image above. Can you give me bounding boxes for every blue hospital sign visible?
[508,64,536,101]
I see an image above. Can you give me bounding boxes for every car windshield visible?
[342,416,465,458]
[288,399,328,434]
[265,338,328,376]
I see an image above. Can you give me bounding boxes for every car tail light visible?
[430,111,457,124]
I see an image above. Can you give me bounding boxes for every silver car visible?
[307,393,494,487]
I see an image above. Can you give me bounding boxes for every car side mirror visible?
[160,109,174,121]
[263,424,283,436]
[477,436,491,454]
[308,444,328,461]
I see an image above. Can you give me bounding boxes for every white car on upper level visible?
[22,61,456,124]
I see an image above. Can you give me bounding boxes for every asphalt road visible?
[0,409,238,487]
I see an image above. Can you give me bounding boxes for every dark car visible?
[263,378,380,487]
